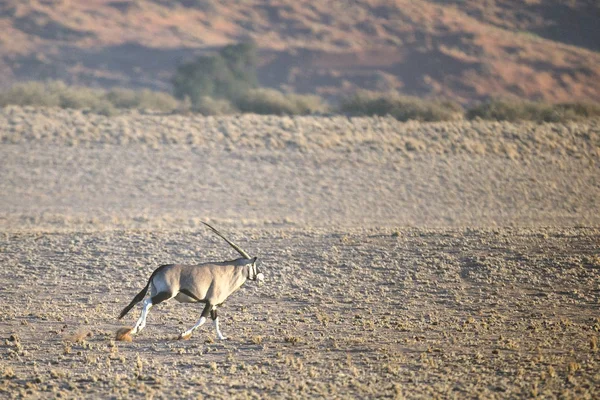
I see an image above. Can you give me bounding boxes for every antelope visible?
[116,222,264,341]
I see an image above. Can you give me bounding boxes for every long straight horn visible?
[202,222,251,259]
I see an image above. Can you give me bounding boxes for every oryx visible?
[117,222,263,341]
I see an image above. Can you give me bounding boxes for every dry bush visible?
[102,87,179,112]
[0,81,178,115]
[338,90,462,122]
[466,99,555,122]
[466,99,600,122]
[0,81,115,114]
[58,84,107,109]
[554,101,600,120]
[193,96,237,115]
[235,88,328,115]
[105,88,139,108]
[0,81,61,107]
[130,89,179,112]
[286,92,329,114]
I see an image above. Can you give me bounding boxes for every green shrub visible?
[219,42,259,87]
[172,42,259,105]
[339,91,461,122]
[172,55,236,104]
[234,88,328,115]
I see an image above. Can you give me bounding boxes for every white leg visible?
[131,298,152,334]
[179,316,207,339]
[214,317,227,340]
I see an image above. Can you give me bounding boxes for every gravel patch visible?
[0,107,598,398]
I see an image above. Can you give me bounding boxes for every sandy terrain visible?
[0,107,599,398]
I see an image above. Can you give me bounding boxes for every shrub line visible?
[1,81,599,122]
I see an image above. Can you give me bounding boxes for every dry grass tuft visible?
[65,329,93,343]
[178,333,192,341]
[115,327,133,342]
[2,366,15,379]
[251,335,263,345]
[284,336,300,345]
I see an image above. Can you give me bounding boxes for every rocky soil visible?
[0,107,599,398]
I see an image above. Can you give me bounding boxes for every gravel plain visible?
[0,107,599,398]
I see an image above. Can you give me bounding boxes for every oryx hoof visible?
[217,336,228,341]
[178,332,192,340]
[115,327,133,342]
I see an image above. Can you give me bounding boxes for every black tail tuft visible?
[118,282,150,319]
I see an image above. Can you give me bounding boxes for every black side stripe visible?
[179,289,206,303]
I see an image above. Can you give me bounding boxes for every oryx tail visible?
[118,266,166,319]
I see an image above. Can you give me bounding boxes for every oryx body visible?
[118,223,263,340]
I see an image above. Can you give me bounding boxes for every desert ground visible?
[0,107,599,398]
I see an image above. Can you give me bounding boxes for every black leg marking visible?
[151,291,172,305]
[210,308,218,321]
[201,303,212,319]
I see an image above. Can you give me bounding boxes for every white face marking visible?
[256,272,264,281]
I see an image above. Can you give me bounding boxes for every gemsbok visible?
[116,222,263,341]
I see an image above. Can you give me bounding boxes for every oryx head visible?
[249,257,264,282]
[202,222,264,282]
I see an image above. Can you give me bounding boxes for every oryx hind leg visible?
[178,302,212,340]
[131,291,173,335]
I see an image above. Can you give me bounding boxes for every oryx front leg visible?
[211,308,227,340]
[179,303,212,340]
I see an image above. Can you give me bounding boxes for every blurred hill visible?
[1,0,599,104]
